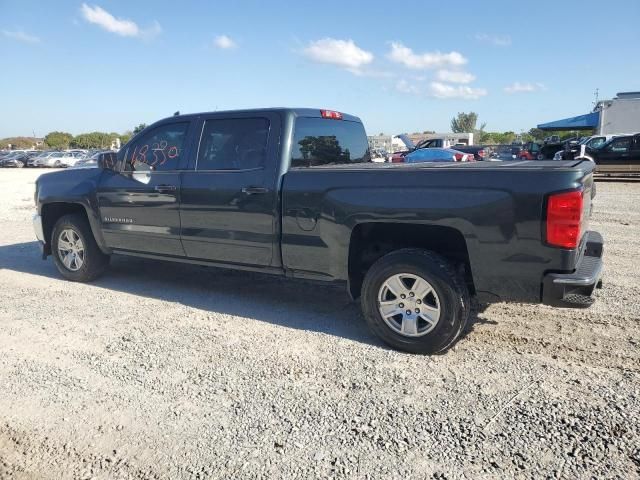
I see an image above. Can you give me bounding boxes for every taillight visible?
[454,153,464,161]
[320,110,343,120]
[477,149,485,158]
[546,190,584,248]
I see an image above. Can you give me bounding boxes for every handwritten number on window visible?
[131,141,180,167]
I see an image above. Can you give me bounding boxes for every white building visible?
[597,91,640,135]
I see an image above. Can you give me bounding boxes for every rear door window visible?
[196,117,270,170]
[291,118,370,167]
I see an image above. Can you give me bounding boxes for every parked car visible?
[28,151,58,167]
[33,108,604,355]
[370,148,388,163]
[69,150,110,169]
[554,135,616,161]
[0,151,33,167]
[575,133,640,174]
[403,148,473,163]
[414,138,486,161]
[32,151,77,168]
[539,142,564,160]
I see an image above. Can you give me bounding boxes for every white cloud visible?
[2,29,40,44]
[436,69,475,84]
[213,34,236,49]
[504,82,546,94]
[475,33,511,46]
[395,79,421,95]
[303,38,373,73]
[387,42,467,69]
[428,82,487,99]
[80,3,161,38]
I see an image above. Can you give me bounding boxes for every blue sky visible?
[2,0,639,138]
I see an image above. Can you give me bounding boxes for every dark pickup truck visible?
[33,108,604,354]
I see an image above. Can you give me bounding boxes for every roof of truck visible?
[165,108,362,124]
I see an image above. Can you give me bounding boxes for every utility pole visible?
[593,88,599,108]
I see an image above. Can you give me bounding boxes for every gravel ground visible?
[0,169,638,480]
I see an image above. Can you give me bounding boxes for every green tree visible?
[479,131,495,143]
[44,131,73,149]
[119,131,132,145]
[133,123,147,135]
[70,132,117,149]
[451,112,478,133]
[527,128,546,142]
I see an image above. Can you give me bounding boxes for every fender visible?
[36,169,111,254]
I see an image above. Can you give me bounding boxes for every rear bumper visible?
[542,231,603,308]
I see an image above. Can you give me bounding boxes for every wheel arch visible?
[347,222,474,300]
[41,202,109,255]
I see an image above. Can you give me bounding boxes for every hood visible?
[395,134,415,150]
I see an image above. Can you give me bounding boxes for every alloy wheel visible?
[377,273,441,337]
[57,228,85,271]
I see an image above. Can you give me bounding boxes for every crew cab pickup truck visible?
[33,108,604,354]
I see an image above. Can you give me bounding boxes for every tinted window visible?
[588,137,606,149]
[126,122,188,172]
[291,118,370,167]
[197,118,269,170]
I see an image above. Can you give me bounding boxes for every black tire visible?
[51,213,109,282]
[361,248,470,354]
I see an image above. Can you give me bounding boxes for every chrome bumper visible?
[33,213,45,243]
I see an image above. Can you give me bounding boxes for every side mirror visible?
[97,152,118,170]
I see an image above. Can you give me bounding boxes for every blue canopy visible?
[537,111,599,131]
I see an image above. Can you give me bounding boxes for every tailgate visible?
[576,161,595,244]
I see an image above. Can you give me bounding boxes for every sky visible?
[2,0,639,138]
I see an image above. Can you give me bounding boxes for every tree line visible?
[448,112,591,145]
[1,124,147,150]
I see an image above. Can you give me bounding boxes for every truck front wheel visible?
[361,249,470,354]
[51,213,110,282]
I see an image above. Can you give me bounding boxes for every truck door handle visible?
[154,184,177,193]
[241,186,268,195]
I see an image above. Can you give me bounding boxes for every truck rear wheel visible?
[51,213,109,282]
[361,249,470,354]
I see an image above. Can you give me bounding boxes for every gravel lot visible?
[0,169,638,479]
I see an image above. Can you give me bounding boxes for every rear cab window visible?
[291,117,370,168]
